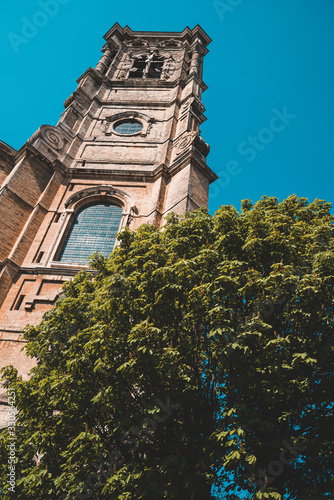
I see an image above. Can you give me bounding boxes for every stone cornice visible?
[66,164,169,183]
[169,151,218,184]
[13,143,55,173]
[0,141,16,155]
[108,77,177,88]
[181,72,208,92]
[0,258,20,274]
[0,141,16,173]
[103,23,212,49]
[101,72,208,92]
[10,143,68,178]
[0,258,94,277]
[20,265,96,276]
[76,66,104,86]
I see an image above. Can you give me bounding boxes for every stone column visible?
[96,49,112,75]
[189,39,202,75]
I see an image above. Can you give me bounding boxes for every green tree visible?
[1,195,333,499]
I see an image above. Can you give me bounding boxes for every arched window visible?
[58,202,122,265]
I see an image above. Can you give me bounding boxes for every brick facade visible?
[0,24,217,427]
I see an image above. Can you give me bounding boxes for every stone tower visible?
[0,24,217,424]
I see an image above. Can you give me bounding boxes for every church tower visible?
[0,24,217,422]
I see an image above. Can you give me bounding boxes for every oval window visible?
[113,119,143,135]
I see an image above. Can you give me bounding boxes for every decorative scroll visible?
[124,38,148,48]
[28,125,65,151]
[42,127,65,150]
[175,132,210,158]
[158,39,182,48]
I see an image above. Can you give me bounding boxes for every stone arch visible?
[64,185,135,213]
[47,186,137,267]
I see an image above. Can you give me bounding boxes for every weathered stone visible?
[0,24,217,427]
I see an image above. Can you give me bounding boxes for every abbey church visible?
[0,24,217,424]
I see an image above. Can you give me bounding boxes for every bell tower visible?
[57,23,216,226]
[0,24,217,426]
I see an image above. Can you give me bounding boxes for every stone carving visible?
[193,134,210,158]
[95,119,109,136]
[127,205,138,226]
[191,96,205,114]
[181,99,192,114]
[179,97,205,123]
[117,54,134,79]
[176,132,197,156]
[147,118,155,134]
[175,132,210,158]
[124,38,148,48]
[28,125,65,150]
[117,51,176,80]
[158,39,182,48]
[41,126,65,150]
[161,56,177,80]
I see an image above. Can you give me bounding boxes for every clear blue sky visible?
[1,0,334,215]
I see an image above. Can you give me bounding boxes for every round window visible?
[113,119,143,135]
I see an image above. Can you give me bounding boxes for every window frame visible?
[103,112,150,138]
[57,201,123,266]
[128,53,165,80]
[46,186,136,269]
[112,118,144,136]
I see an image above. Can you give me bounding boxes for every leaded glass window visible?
[113,119,143,135]
[58,202,122,265]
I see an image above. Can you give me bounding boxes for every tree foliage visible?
[1,195,334,499]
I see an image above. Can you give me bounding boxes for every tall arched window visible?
[58,202,122,265]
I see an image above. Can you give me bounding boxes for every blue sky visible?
[1,0,334,215]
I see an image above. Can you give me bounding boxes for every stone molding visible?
[64,184,135,213]
[174,131,210,159]
[101,111,154,137]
